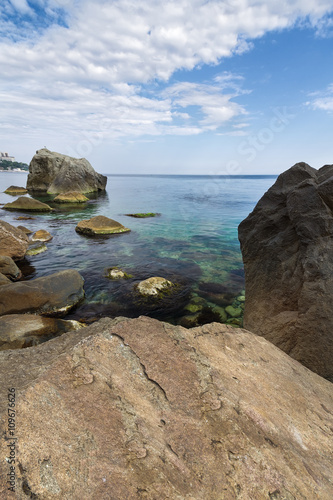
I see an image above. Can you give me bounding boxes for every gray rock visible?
[238,162,333,379]
[0,269,84,316]
[26,148,107,194]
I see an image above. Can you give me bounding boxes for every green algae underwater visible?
[0,172,276,327]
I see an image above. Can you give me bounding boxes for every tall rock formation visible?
[0,316,332,498]
[26,148,107,194]
[238,162,333,380]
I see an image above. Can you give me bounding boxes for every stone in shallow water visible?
[3,196,52,212]
[136,276,173,296]
[75,215,130,236]
[4,185,28,195]
[54,191,89,203]
[26,242,48,256]
[31,229,53,242]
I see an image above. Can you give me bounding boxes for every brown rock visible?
[31,229,53,242]
[238,162,333,380]
[137,276,173,295]
[0,314,84,350]
[0,273,11,286]
[4,185,28,195]
[0,316,332,499]
[0,220,29,260]
[17,225,32,235]
[53,191,89,203]
[3,196,52,212]
[0,269,84,316]
[75,215,130,235]
[0,256,22,280]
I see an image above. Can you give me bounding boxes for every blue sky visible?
[1,0,333,174]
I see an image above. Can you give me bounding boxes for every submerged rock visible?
[0,269,84,316]
[27,148,107,194]
[4,185,28,195]
[0,316,331,498]
[239,162,333,379]
[106,267,133,280]
[54,191,89,203]
[31,229,53,242]
[0,220,29,260]
[75,215,130,236]
[26,242,48,256]
[0,314,84,350]
[3,196,52,212]
[136,276,174,296]
[0,256,22,280]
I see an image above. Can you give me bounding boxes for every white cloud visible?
[307,84,333,112]
[0,0,333,149]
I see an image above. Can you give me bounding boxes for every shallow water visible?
[0,172,276,325]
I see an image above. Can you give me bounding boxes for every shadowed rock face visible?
[26,148,107,194]
[0,220,29,260]
[238,162,333,380]
[0,316,332,499]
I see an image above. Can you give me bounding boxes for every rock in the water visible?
[3,196,52,212]
[136,276,174,296]
[239,162,333,379]
[0,314,84,350]
[26,148,107,194]
[0,269,84,316]
[75,215,130,235]
[31,229,53,242]
[0,220,29,260]
[0,316,332,498]
[4,185,28,195]
[17,225,32,235]
[53,191,89,203]
[26,242,48,256]
[0,255,22,280]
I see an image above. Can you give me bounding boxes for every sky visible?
[1,0,333,175]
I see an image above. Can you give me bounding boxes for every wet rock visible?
[0,256,22,280]
[17,225,32,235]
[225,305,242,318]
[0,316,332,499]
[26,242,48,256]
[75,215,130,236]
[0,269,84,316]
[136,276,174,296]
[3,196,52,212]
[31,229,53,242]
[4,185,28,195]
[53,191,89,203]
[27,148,107,194]
[106,267,132,279]
[239,162,333,379]
[0,220,29,260]
[0,314,84,350]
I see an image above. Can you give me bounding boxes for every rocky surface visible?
[4,186,28,195]
[26,148,107,194]
[0,256,22,280]
[239,162,333,380]
[53,191,89,203]
[75,215,130,235]
[0,220,29,260]
[0,273,11,286]
[0,316,332,499]
[137,276,174,296]
[3,196,52,212]
[0,269,84,316]
[0,314,84,350]
[31,229,53,242]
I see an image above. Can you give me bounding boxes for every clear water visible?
[0,172,276,324]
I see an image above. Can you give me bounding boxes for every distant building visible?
[0,152,15,162]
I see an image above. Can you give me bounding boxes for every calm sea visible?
[0,172,276,324]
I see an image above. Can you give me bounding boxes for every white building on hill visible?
[0,152,15,162]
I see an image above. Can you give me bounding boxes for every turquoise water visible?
[0,172,276,324]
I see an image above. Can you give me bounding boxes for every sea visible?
[0,172,277,325]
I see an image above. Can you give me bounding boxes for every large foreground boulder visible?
[26,148,107,194]
[0,269,84,316]
[0,220,29,260]
[238,162,333,380]
[0,316,332,498]
[0,256,22,280]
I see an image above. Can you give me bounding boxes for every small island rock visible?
[0,220,29,260]
[76,215,130,236]
[4,185,28,195]
[3,196,52,212]
[31,229,53,242]
[27,148,107,194]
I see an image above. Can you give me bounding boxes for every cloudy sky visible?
[1,0,333,174]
